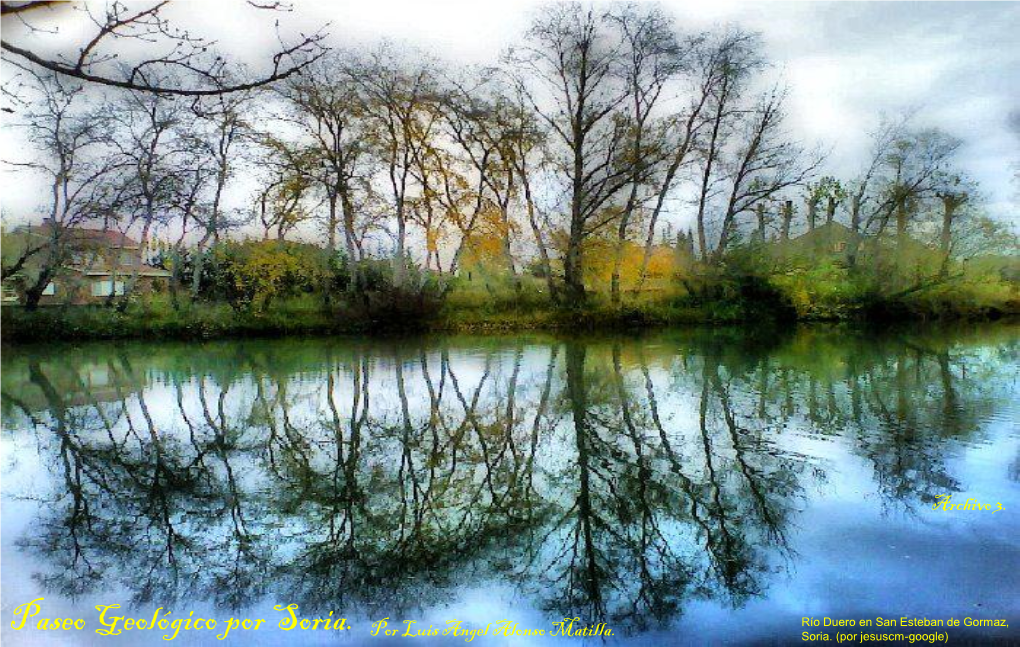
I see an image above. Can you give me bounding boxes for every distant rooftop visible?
[23,222,141,249]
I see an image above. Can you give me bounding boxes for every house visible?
[0,356,151,412]
[967,254,1020,284]
[782,221,860,261]
[2,223,172,305]
[778,221,941,270]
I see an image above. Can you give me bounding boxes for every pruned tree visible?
[844,114,910,266]
[802,176,844,233]
[779,199,794,242]
[873,127,960,252]
[932,172,974,277]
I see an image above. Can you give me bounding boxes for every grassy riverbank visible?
[3,270,1017,343]
[0,296,732,342]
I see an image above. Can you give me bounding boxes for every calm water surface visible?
[2,325,1018,645]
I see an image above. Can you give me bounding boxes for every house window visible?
[91,280,125,297]
[833,241,847,252]
[1,282,17,302]
[41,282,56,295]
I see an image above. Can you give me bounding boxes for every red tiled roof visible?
[27,223,141,248]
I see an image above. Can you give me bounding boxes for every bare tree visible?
[406,131,468,273]
[508,4,634,301]
[607,5,685,306]
[354,45,442,287]
[500,85,560,300]
[442,78,522,282]
[636,31,720,290]
[109,85,188,297]
[3,72,119,308]
[183,89,255,296]
[692,30,763,260]
[279,55,373,289]
[844,115,909,266]
[711,85,815,261]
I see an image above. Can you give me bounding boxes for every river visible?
[2,323,1018,645]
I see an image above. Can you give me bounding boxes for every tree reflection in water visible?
[1,324,1015,631]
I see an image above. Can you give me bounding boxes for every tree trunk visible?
[826,197,836,225]
[611,94,647,307]
[393,207,407,288]
[756,203,766,241]
[563,231,585,303]
[327,192,338,253]
[498,181,520,293]
[695,92,726,261]
[23,266,55,311]
[896,195,908,253]
[610,245,624,305]
[339,188,359,294]
[122,218,152,307]
[636,219,660,293]
[713,200,738,263]
[190,232,213,299]
[565,126,586,302]
[637,116,698,292]
[939,198,958,278]
[847,194,862,268]
[695,159,714,260]
[167,245,181,310]
[565,110,586,303]
[780,200,793,242]
[521,175,558,303]
[502,211,520,292]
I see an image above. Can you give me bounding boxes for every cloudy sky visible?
[2,1,1019,225]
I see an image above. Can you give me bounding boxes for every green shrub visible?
[193,240,335,312]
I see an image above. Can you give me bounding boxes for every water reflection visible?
[1,324,1017,638]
